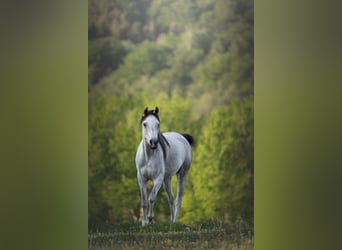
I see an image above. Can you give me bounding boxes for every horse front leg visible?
[148,174,164,224]
[138,174,148,226]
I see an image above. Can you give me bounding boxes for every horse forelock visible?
[140,111,160,124]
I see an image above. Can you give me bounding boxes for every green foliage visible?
[88,0,152,41]
[183,98,254,221]
[182,97,254,223]
[89,94,144,223]
[88,0,254,226]
[89,36,126,85]
[117,41,170,83]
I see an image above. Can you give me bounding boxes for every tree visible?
[89,95,144,223]
[88,36,126,86]
[181,97,254,224]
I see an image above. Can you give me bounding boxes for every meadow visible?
[88,220,253,250]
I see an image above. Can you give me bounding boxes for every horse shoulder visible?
[135,141,145,167]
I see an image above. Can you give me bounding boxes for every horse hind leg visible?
[163,176,175,222]
[174,169,189,222]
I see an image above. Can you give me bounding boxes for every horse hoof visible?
[148,217,156,224]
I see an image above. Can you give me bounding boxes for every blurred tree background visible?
[89,0,253,226]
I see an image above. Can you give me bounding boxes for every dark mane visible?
[158,132,170,160]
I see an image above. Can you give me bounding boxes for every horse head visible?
[141,107,160,150]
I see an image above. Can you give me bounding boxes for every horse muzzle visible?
[149,139,158,150]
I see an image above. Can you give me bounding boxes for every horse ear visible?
[154,106,159,114]
[143,107,148,114]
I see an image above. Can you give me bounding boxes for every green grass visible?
[88,220,253,249]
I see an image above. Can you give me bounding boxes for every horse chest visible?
[140,159,164,179]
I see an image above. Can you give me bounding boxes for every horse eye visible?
[143,123,146,127]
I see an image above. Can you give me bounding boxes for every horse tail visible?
[181,133,195,147]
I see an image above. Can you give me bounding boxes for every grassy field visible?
[88,220,253,249]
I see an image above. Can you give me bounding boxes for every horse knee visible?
[142,201,148,209]
[148,197,155,204]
